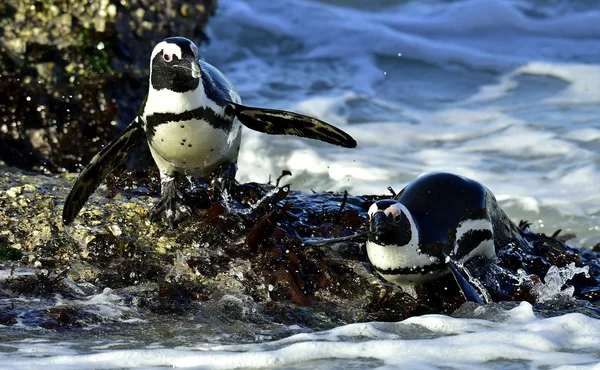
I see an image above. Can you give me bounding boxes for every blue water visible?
[203,0,600,247]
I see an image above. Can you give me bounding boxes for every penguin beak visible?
[369,212,389,239]
[190,58,202,79]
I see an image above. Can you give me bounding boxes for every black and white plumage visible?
[62,36,357,228]
[366,172,522,294]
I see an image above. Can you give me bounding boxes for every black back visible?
[396,172,487,251]
[200,61,237,106]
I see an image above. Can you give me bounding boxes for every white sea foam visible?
[53,288,137,320]
[4,302,600,369]
[0,265,35,280]
[200,0,600,246]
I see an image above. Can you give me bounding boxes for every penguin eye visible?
[163,53,173,63]
[393,214,403,223]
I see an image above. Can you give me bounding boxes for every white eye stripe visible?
[368,202,378,217]
[384,208,401,217]
[368,200,404,217]
[151,42,183,63]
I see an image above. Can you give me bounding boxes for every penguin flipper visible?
[62,118,144,225]
[228,102,357,148]
[446,257,487,305]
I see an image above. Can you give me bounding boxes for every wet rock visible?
[0,312,17,326]
[0,166,418,327]
[3,268,69,296]
[0,0,217,172]
[0,237,24,261]
[2,166,600,330]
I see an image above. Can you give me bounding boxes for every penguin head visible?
[367,200,418,248]
[149,37,202,93]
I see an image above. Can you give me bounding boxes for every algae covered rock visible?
[0,166,424,326]
[0,0,217,172]
[2,165,600,330]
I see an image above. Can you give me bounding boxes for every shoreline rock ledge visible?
[2,165,600,330]
[0,166,431,328]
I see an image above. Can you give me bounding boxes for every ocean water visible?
[3,0,600,368]
[3,298,600,369]
[205,0,600,247]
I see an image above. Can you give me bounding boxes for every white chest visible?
[366,241,439,271]
[378,268,449,287]
[366,240,445,285]
[143,83,242,176]
[148,118,242,176]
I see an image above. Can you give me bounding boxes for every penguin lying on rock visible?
[62,37,356,228]
[366,172,531,302]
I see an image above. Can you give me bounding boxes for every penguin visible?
[366,172,527,298]
[62,37,356,228]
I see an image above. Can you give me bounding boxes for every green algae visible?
[0,243,23,261]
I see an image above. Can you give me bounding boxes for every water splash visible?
[240,185,289,214]
[221,188,232,213]
[532,263,590,303]
[445,255,493,304]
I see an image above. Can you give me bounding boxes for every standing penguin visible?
[62,37,356,228]
[366,172,527,299]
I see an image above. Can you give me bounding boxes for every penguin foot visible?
[210,163,237,202]
[149,180,192,229]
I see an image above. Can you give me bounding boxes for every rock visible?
[0,166,422,327]
[5,186,23,198]
[0,0,217,172]
[2,165,600,330]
